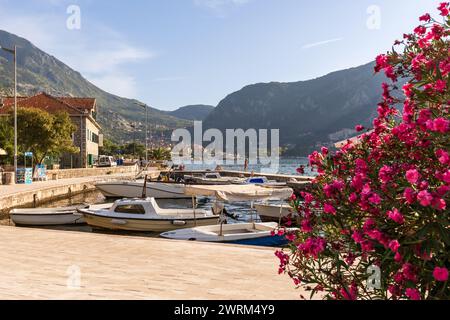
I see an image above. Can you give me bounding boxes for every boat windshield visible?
[114,204,146,215]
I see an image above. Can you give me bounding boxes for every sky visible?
[0,0,442,110]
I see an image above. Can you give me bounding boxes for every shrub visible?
[277,4,450,300]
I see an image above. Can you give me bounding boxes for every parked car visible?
[98,156,117,167]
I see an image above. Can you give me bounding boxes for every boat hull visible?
[11,212,85,226]
[255,204,293,223]
[95,182,188,199]
[81,212,219,232]
[160,222,298,247]
[228,235,290,247]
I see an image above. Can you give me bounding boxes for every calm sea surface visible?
[182,157,313,176]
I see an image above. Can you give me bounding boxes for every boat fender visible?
[172,220,187,226]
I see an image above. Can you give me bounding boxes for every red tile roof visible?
[0,93,96,115]
[58,97,96,110]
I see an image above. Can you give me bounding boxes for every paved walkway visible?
[0,226,304,300]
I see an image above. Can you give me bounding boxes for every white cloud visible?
[152,76,186,82]
[87,73,139,98]
[194,0,252,15]
[0,6,153,99]
[302,38,344,49]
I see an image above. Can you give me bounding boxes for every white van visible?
[98,156,117,167]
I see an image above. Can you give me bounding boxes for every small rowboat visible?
[160,222,298,247]
[10,203,113,226]
[10,205,88,226]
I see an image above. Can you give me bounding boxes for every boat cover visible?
[184,184,293,202]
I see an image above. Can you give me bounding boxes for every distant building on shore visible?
[0,92,102,168]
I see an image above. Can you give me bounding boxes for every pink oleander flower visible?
[387,209,405,224]
[285,232,296,242]
[414,25,427,35]
[339,284,358,300]
[300,219,313,233]
[431,117,449,133]
[348,193,358,203]
[417,190,433,206]
[323,203,336,215]
[404,188,417,204]
[406,288,421,300]
[352,231,364,244]
[436,149,450,165]
[379,165,393,184]
[432,197,446,211]
[403,83,414,97]
[434,79,447,93]
[302,192,314,204]
[368,193,382,205]
[406,169,420,184]
[442,170,450,184]
[389,240,401,252]
[296,165,305,174]
[438,2,449,16]
[355,125,364,132]
[433,267,449,282]
[419,13,431,21]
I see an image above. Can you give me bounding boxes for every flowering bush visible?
[277,4,449,300]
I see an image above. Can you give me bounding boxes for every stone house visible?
[0,92,102,168]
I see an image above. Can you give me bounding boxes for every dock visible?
[0,226,306,300]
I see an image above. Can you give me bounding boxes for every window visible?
[86,129,99,144]
[92,132,99,144]
[114,204,146,215]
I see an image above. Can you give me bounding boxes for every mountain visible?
[203,62,390,156]
[167,105,215,121]
[0,30,190,143]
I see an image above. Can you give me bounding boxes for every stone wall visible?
[47,165,138,180]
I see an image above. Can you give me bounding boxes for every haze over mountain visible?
[203,62,388,155]
[167,105,215,121]
[0,30,190,143]
[0,30,392,156]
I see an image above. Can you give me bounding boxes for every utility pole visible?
[1,45,18,180]
[134,102,149,163]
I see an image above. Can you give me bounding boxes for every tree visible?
[122,142,146,158]
[149,147,171,161]
[277,5,449,300]
[0,108,78,164]
[0,117,14,164]
[99,138,119,156]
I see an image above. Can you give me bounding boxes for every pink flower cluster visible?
[280,5,450,301]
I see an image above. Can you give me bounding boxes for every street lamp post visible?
[1,45,18,180]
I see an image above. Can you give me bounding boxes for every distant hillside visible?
[0,30,190,143]
[203,62,391,156]
[167,105,215,121]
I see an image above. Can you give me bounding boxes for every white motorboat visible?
[78,198,220,232]
[254,203,294,223]
[9,203,112,226]
[184,172,242,185]
[95,180,188,199]
[160,222,298,247]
